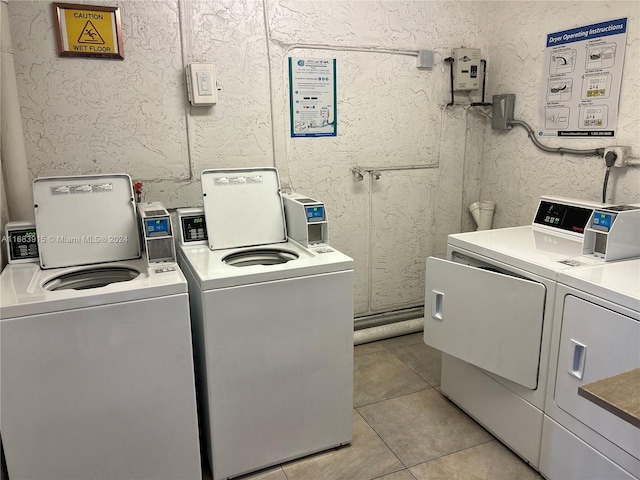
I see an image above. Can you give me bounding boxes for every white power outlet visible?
[603,146,628,167]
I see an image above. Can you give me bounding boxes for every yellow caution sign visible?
[64,9,115,54]
[77,20,106,45]
[54,4,123,59]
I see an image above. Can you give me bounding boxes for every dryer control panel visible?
[533,196,640,262]
[533,199,595,234]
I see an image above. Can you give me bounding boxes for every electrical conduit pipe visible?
[1,0,33,222]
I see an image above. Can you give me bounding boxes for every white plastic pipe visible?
[354,318,424,345]
[1,0,33,222]
[469,201,495,231]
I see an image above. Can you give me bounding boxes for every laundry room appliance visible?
[0,174,201,480]
[176,206,208,245]
[423,196,639,470]
[4,221,39,264]
[177,168,354,480]
[138,201,177,263]
[540,258,640,480]
[281,191,329,246]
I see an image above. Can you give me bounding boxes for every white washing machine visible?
[423,197,640,470]
[540,259,640,480]
[176,168,354,480]
[0,174,201,480]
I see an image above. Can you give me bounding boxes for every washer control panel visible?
[5,221,40,264]
[176,207,208,245]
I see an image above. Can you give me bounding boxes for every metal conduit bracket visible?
[352,164,437,180]
[351,167,366,181]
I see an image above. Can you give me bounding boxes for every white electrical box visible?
[452,48,481,91]
[186,62,218,106]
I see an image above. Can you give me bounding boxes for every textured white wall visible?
[6,1,638,314]
[7,0,274,206]
[264,1,483,314]
[479,1,640,228]
[9,1,190,181]
[7,0,483,316]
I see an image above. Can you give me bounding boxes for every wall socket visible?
[604,146,629,167]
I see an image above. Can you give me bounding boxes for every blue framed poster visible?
[289,57,337,137]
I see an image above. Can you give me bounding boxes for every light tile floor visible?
[203,332,543,480]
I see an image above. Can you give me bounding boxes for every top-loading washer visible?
[423,196,640,470]
[541,258,640,480]
[177,168,354,480]
[0,174,201,480]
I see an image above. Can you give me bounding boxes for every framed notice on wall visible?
[53,3,124,59]
[289,58,337,137]
[539,18,627,138]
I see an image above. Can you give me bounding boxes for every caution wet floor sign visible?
[54,3,123,59]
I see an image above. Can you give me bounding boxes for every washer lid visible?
[201,168,287,250]
[33,174,141,269]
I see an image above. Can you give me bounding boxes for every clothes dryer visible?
[0,174,201,480]
[177,168,354,480]
[540,259,640,480]
[423,196,634,470]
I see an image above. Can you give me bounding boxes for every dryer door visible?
[555,294,639,459]
[425,257,547,389]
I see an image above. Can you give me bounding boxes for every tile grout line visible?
[354,346,434,408]
[353,407,410,476]
[403,438,498,471]
[381,337,443,388]
[356,388,502,476]
[384,347,439,389]
[369,467,419,480]
[280,464,291,480]
[354,383,432,409]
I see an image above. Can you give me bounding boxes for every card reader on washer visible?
[282,192,328,246]
[583,205,640,262]
[137,202,176,264]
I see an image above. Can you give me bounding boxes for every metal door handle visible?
[569,339,587,380]
[432,291,444,320]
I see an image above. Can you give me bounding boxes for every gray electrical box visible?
[492,94,516,130]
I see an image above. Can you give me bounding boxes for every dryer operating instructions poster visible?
[539,18,627,138]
